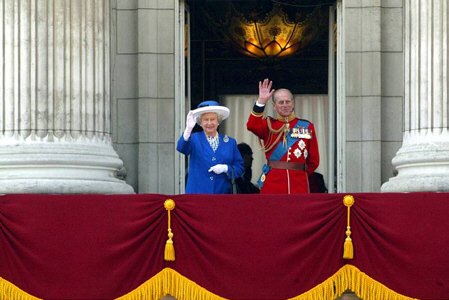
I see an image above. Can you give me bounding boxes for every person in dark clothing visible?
[236,143,260,194]
[308,172,328,193]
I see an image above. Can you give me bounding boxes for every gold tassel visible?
[165,232,175,261]
[343,195,355,259]
[344,236,353,259]
[164,199,176,261]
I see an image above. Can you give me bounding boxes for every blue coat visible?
[177,132,244,194]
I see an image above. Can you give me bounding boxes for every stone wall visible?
[112,0,177,193]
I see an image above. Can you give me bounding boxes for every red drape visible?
[1,193,449,299]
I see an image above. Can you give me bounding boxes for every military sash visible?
[269,119,309,161]
[258,119,310,188]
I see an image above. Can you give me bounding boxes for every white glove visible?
[183,111,197,140]
[208,164,228,174]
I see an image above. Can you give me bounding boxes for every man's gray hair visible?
[272,88,294,103]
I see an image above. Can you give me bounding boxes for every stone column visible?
[382,0,449,192]
[0,0,133,193]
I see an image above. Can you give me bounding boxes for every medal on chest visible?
[292,127,312,139]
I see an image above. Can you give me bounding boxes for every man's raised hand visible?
[257,78,275,105]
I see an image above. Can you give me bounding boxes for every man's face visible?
[273,91,294,117]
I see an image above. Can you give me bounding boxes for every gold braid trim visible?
[116,268,226,300]
[288,264,417,300]
[0,277,41,300]
[276,112,296,122]
[261,118,288,153]
[251,110,264,117]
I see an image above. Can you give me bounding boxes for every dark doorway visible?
[188,0,333,108]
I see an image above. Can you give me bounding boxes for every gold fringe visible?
[164,199,176,261]
[0,277,41,300]
[1,266,418,300]
[343,195,355,259]
[288,264,417,300]
[116,268,226,300]
[117,265,417,300]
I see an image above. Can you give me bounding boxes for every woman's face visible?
[200,112,219,136]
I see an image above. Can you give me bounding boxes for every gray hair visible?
[198,112,222,124]
[272,88,294,103]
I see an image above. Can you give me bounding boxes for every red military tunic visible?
[247,106,319,194]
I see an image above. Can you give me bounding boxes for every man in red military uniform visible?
[247,78,320,194]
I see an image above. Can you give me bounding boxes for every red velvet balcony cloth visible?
[0,194,168,299]
[1,193,449,299]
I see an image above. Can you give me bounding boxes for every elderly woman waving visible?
[177,100,244,194]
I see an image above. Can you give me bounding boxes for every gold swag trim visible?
[0,277,41,300]
[0,266,418,300]
[288,264,417,300]
[116,268,226,300]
